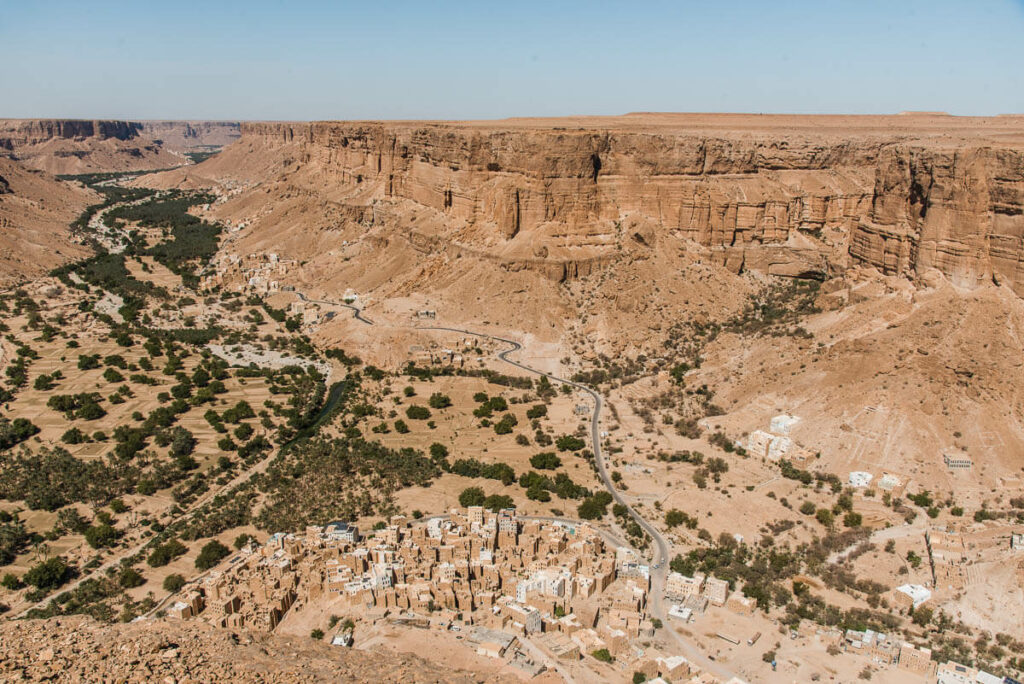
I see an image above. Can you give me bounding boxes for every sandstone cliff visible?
[189,114,1024,294]
[140,120,241,152]
[0,119,181,174]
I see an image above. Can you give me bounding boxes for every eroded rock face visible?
[0,615,511,683]
[0,119,144,145]
[139,121,241,151]
[229,115,1024,293]
[0,119,182,174]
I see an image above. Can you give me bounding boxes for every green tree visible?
[163,574,186,592]
[459,487,486,507]
[195,540,230,570]
[84,523,118,549]
[428,393,452,409]
[405,405,431,420]
[530,452,561,470]
[24,557,72,591]
[555,435,586,452]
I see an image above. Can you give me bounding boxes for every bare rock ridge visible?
[225,115,1024,294]
[0,615,508,683]
[0,118,174,174]
[140,120,241,151]
[0,118,145,145]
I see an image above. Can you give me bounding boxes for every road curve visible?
[298,300,740,680]
[295,291,375,325]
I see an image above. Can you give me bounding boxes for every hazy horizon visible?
[2,0,1023,120]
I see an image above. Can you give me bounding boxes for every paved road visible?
[296,298,741,681]
[295,291,374,325]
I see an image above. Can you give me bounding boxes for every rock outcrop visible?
[140,121,241,152]
[0,119,181,174]
[0,615,512,683]
[208,114,1024,294]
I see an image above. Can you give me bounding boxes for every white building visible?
[895,584,932,609]
[848,471,873,488]
[770,414,801,434]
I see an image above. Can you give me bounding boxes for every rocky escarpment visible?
[0,119,145,146]
[140,120,241,151]
[227,116,1024,293]
[0,615,511,683]
[0,119,181,175]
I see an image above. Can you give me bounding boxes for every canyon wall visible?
[140,121,241,151]
[0,119,146,147]
[0,119,180,174]
[222,116,1024,292]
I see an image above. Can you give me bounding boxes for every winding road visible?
[296,296,741,680]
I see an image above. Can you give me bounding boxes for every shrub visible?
[147,539,187,567]
[493,413,518,435]
[459,487,486,507]
[555,435,586,452]
[163,574,186,592]
[119,567,145,588]
[195,540,231,570]
[405,405,431,420]
[24,557,73,591]
[525,404,547,420]
[482,494,513,512]
[428,393,452,409]
[84,523,118,549]
[591,648,613,663]
[530,452,561,470]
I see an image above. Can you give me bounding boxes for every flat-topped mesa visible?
[0,119,183,174]
[0,119,144,145]
[232,117,1024,292]
[139,121,241,151]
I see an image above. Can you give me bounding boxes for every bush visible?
[195,540,231,570]
[405,405,431,420]
[530,452,561,470]
[24,557,73,591]
[493,413,518,435]
[428,393,452,409]
[61,427,87,445]
[147,539,187,567]
[163,574,186,592]
[119,567,146,588]
[233,533,256,549]
[555,435,586,452]
[799,501,817,515]
[84,523,118,549]
[394,420,409,434]
[459,487,486,507]
[525,404,548,420]
[591,648,613,663]
[482,494,513,512]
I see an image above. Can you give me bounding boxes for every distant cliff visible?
[140,121,240,151]
[0,119,180,174]
[231,116,1024,293]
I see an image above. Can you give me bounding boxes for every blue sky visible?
[1,0,1022,120]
